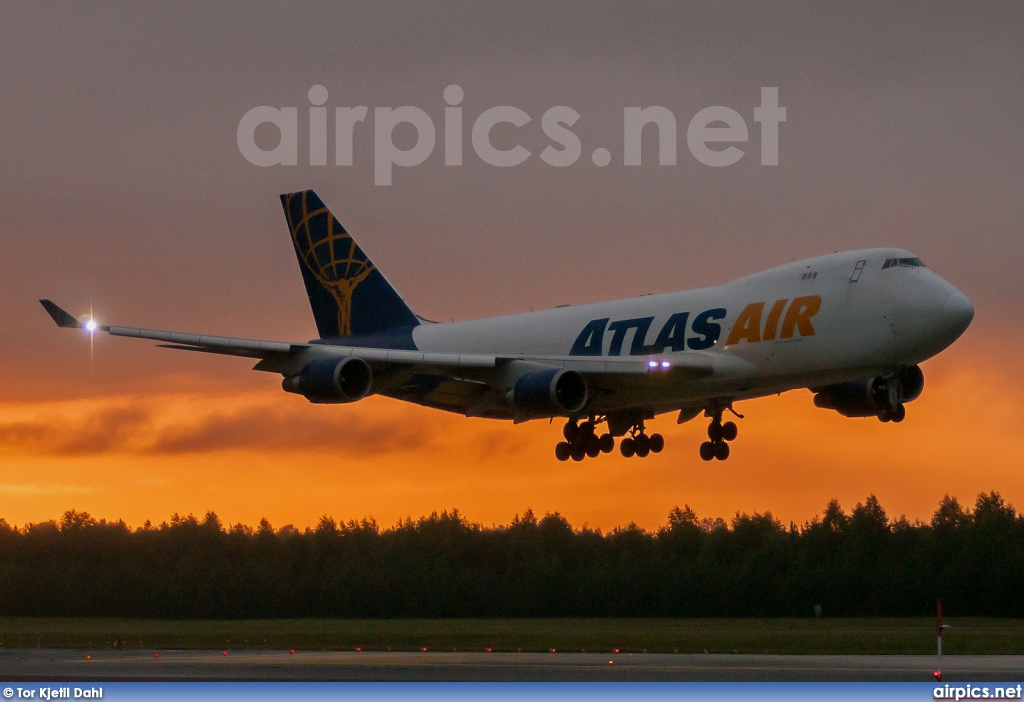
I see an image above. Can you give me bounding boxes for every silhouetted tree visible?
[0,493,1020,618]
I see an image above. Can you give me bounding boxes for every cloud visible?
[148,401,436,455]
[0,405,150,456]
[0,392,441,457]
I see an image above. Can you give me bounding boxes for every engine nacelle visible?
[510,368,588,416]
[283,356,373,404]
[812,365,924,418]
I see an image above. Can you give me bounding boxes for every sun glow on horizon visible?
[0,335,1019,533]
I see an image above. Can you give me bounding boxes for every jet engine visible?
[812,365,924,420]
[510,368,588,416]
[282,356,373,404]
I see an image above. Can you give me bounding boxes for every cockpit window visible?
[882,257,927,269]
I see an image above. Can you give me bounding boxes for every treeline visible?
[0,492,1021,618]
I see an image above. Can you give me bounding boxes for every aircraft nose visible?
[943,289,974,337]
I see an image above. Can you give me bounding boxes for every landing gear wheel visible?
[702,408,740,460]
[599,433,614,453]
[620,437,636,458]
[649,433,665,453]
[570,444,586,461]
[714,441,731,461]
[878,411,891,423]
[563,421,579,442]
[699,441,715,461]
[892,404,906,422]
[554,442,571,462]
[585,434,601,458]
[634,434,651,458]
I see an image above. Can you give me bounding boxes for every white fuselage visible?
[406,248,973,416]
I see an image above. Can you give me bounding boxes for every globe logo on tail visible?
[284,192,375,337]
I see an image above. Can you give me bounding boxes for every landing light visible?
[661,360,671,369]
[85,319,98,333]
[647,360,658,369]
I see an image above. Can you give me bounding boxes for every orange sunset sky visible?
[1,3,1022,531]
[2,332,1020,531]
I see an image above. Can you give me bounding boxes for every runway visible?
[2,649,1023,681]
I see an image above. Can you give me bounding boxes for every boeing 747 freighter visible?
[42,190,974,462]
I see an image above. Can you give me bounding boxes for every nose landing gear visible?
[878,404,906,423]
[874,375,908,423]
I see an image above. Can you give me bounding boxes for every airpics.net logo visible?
[237,85,786,186]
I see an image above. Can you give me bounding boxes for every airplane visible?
[41,189,974,462]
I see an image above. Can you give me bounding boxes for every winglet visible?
[39,300,82,328]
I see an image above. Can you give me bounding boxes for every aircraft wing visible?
[41,299,505,370]
[40,299,302,359]
[40,298,715,374]
[40,299,719,418]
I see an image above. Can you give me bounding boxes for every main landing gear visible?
[554,418,663,461]
[614,423,663,462]
[554,418,615,462]
[619,423,664,459]
[698,410,739,462]
[554,409,740,462]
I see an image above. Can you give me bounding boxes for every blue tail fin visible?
[281,190,419,339]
